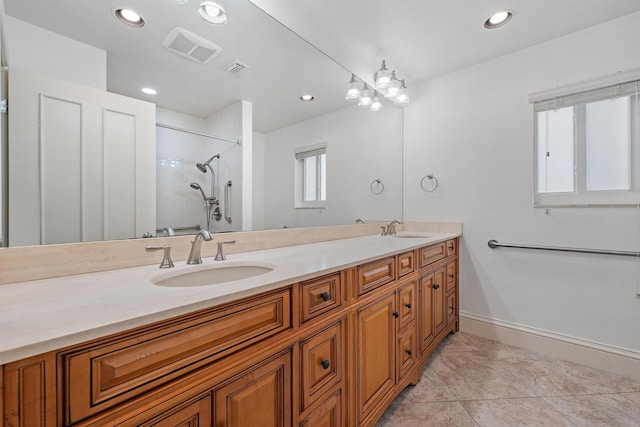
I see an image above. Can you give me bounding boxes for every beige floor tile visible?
[500,358,607,396]
[379,333,640,425]
[623,392,640,406]
[461,398,574,427]
[544,394,640,427]
[396,369,457,403]
[553,359,640,393]
[376,401,479,427]
[433,352,537,400]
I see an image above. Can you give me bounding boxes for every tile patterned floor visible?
[377,333,640,426]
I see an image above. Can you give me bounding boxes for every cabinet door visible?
[300,322,344,412]
[419,267,446,353]
[213,350,291,427]
[397,279,417,331]
[356,293,396,422]
[140,395,211,427]
[446,292,457,325]
[433,268,446,336]
[299,390,342,427]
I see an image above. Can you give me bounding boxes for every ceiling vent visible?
[163,27,221,64]
[225,60,250,74]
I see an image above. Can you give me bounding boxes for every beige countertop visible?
[0,231,459,364]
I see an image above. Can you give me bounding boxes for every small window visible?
[295,145,326,208]
[533,79,639,206]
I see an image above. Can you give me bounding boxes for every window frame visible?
[294,144,327,209]
[532,78,640,207]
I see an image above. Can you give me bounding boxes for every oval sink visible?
[153,263,274,287]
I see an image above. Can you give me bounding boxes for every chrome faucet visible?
[215,240,236,261]
[382,220,402,236]
[163,226,175,237]
[187,230,213,264]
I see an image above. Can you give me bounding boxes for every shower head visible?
[196,154,220,173]
[190,182,207,200]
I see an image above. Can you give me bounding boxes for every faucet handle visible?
[381,226,387,236]
[215,240,236,261]
[146,245,174,268]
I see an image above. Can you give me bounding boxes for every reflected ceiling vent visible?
[225,60,250,74]
[163,27,222,64]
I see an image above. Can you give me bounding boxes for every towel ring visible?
[370,178,384,195]
[420,174,439,192]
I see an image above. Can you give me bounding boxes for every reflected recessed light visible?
[484,10,513,29]
[141,87,157,95]
[199,1,228,25]
[299,94,315,102]
[166,0,188,3]
[114,8,145,27]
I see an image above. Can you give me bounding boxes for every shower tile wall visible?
[156,107,243,235]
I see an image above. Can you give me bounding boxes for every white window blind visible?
[532,77,639,207]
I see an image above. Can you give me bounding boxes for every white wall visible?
[252,131,266,231]
[404,12,640,355]
[4,16,106,89]
[263,104,403,230]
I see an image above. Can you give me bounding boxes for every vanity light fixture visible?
[384,71,400,100]
[484,10,513,29]
[358,83,373,107]
[141,87,157,95]
[300,94,315,102]
[345,74,361,100]
[374,60,391,90]
[199,1,228,25]
[114,8,145,27]
[347,63,410,109]
[393,80,410,106]
[370,91,383,112]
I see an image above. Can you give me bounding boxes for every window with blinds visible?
[533,78,639,206]
[295,145,326,208]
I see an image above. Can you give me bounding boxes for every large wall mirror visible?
[0,0,403,247]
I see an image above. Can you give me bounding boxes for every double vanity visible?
[0,224,461,426]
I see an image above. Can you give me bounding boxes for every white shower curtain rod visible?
[156,123,241,145]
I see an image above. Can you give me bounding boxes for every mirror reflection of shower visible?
[190,154,221,231]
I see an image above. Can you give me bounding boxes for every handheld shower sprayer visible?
[190,183,207,201]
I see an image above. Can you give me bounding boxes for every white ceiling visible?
[253,0,640,87]
[5,0,640,133]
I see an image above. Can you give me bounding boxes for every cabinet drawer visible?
[397,251,416,278]
[446,259,457,293]
[63,289,291,424]
[446,239,457,257]
[356,256,396,296]
[397,327,417,381]
[300,321,344,412]
[420,243,446,267]
[398,279,417,331]
[300,272,343,323]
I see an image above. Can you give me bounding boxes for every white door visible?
[8,67,156,246]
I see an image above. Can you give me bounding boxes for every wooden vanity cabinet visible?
[2,238,459,427]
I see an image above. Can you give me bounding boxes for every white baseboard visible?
[460,311,640,381]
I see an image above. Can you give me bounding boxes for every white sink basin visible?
[152,263,274,287]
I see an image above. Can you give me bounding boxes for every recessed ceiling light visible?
[166,0,188,3]
[114,8,145,27]
[300,94,315,102]
[198,1,228,25]
[141,87,157,95]
[484,10,513,29]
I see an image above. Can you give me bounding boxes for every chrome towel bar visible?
[488,239,638,258]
